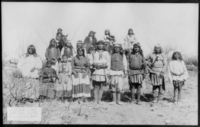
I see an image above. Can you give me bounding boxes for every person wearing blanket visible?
[168,51,188,104]
[109,43,127,105]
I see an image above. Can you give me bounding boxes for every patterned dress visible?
[71,56,91,98]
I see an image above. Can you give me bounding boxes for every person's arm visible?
[105,51,110,69]
[123,54,128,72]
[60,47,64,58]
[168,62,173,84]
[68,62,72,76]
[17,54,25,69]
[161,54,167,73]
[35,56,43,70]
[182,61,188,81]
[58,62,62,73]
[57,48,61,60]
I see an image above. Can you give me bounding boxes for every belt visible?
[111,68,124,71]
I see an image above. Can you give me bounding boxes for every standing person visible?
[109,43,127,105]
[71,47,91,103]
[39,60,57,101]
[92,40,110,104]
[60,40,75,62]
[103,29,115,54]
[75,40,87,56]
[17,45,43,102]
[56,28,64,52]
[45,38,60,74]
[83,31,97,52]
[124,28,137,56]
[168,51,188,104]
[146,44,167,103]
[57,55,72,103]
[127,42,147,105]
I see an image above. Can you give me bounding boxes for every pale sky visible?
[2,2,198,60]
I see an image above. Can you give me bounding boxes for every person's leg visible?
[136,84,142,104]
[152,86,158,102]
[112,91,117,103]
[178,81,183,102]
[98,82,104,103]
[158,85,163,101]
[131,83,136,103]
[93,81,99,103]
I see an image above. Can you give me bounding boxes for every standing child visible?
[57,55,72,103]
[109,43,127,105]
[39,60,57,101]
[127,42,147,105]
[168,51,188,104]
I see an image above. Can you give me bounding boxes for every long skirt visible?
[56,73,72,98]
[39,81,55,99]
[72,73,91,98]
[129,74,144,84]
[92,74,107,82]
[15,78,40,100]
[109,70,124,92]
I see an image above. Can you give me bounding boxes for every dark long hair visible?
[48,38,57,49]
[77,47,85,57]
[112,46,124,56]
[172,51,183,61]
[26,45,37,57]
[131,45,144,57]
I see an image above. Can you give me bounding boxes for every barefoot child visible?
[57,55,72,103]
[127,42,147,105]
[168,51,188,104]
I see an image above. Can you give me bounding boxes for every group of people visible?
[16,28,188,105]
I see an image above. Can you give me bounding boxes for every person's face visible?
[28,48,33,54]
[47,62,52,68]
[78,49,83,56]
[50,41,56,47]
[114,47,120,53]
[155,47,161,54]
[97,43,104,50]
[77,44,82,49]
[62,56,68,62]
[129,30,133,35]
[58,30,62,34]
[174,53,179,60]
[133,45,140,53]
[89,33,94,37]
[105,31,109,35]
[66,42,71,47]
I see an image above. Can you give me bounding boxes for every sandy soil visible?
[3,66,198,125]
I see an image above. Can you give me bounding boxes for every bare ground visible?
[3,66,198,125]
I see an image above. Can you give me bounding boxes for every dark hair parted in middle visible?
[172,51,183,61]
[131,42,144,57]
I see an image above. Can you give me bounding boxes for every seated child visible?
[57,55,72,103]
[39,60,57,101]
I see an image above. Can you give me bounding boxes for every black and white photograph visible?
[2,2,198,125]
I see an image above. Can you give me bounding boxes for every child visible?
[109,43,127,105]
[168,51,188,104]
[39,60,57,101]
[57,55,72,103]
[45,38,60,74]
[127,42,147,105]
[60,40,75,62]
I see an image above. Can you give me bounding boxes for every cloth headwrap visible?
[97,40,104,45]
[89,31,96,35]
[113,43,122,47]
[58,28,62,31]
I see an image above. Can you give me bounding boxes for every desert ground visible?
[3,65,198,125]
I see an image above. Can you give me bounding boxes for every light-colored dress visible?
[92,50,110,82]
[168,60,188,83]
[124,35,137,51]
[17,54,42,99]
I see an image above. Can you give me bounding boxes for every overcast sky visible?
[2,2,198,60]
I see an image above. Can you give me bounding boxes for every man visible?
[83,31,97,53]
[146,44,167,103]
[92,40,110,104]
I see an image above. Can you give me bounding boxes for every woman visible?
[17,45,43,101]
[71,47,91,103]
[124,28,137,56]
[83,31,97,52]
[146,44,167,103]
[109,43,127,105]
[60,40,75,62]
[127,42,147,105]
[92,40,110,104]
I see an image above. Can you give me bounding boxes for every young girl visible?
[71,47,91,103]
[109,43,127,105]
[45,38,60,74]
[127,42,147,105]
[39,60,57,101]
[168,51,188,104]
[57,55,72,103]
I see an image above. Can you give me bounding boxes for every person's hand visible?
[30,67,36,72]
[82,72,88,78]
